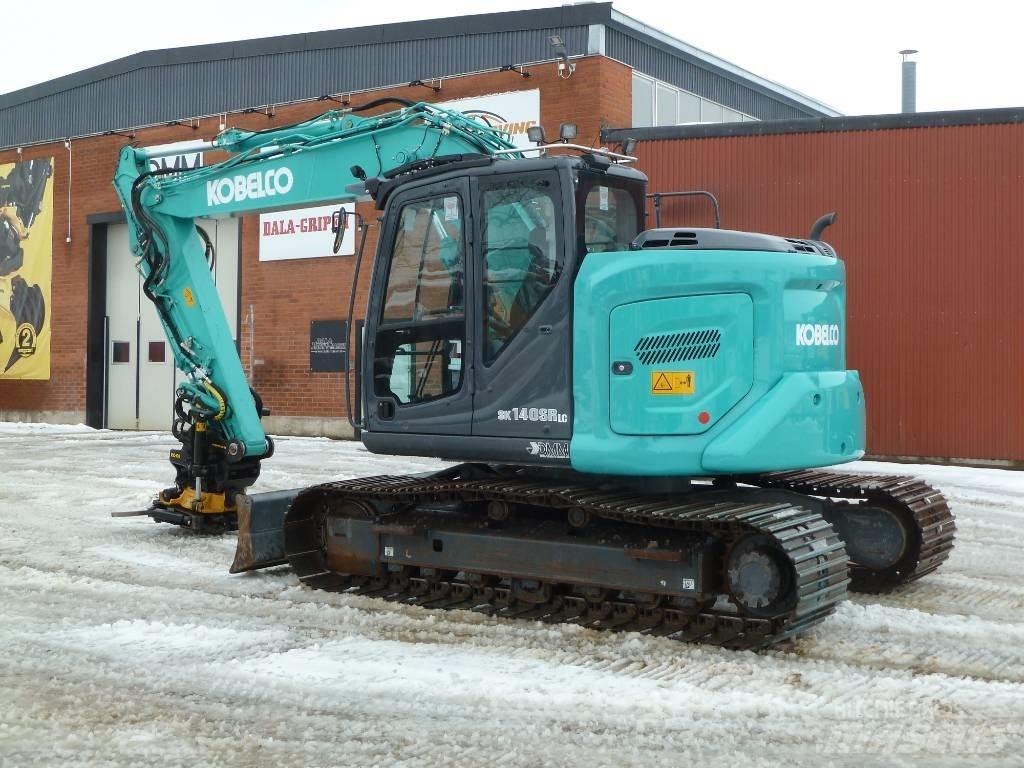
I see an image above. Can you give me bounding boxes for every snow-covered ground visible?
[1,422,1022,767]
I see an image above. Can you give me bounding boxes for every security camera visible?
[548,35,576,77]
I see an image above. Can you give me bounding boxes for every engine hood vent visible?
[631,228,837,257]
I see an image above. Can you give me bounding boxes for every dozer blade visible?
[230,489,303,573]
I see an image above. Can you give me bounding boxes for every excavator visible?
[112,98,955,649]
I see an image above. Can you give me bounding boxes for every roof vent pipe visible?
[900,49,918,113]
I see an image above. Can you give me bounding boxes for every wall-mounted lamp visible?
[549,35,576,79]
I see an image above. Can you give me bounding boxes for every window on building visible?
[147,341,166,363]
[656,83,678,127]
[632,74,654,128]
[632,71,757,127]
[678,91,701,123]
[112,341,130,364]
[701,100,725,123]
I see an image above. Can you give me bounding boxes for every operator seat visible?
[508,225,553,330]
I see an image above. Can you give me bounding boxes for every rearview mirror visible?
[332,208,349,254]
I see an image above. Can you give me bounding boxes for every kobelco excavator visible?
[112,98,955,649]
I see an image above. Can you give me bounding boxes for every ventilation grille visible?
[639,231,698,248]
[784,238,818,254]
[634,329,721,365]
[815,241,836,258]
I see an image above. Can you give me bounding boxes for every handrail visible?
[646,190,721,229]
[491,143,637,163]
[345,219,370,432]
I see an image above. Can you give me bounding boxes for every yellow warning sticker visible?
[651,371,695,395]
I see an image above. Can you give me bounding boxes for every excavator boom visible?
[112,101,516,521]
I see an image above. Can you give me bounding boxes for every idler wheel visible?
[826,500,919,593]
[726,535,795,618]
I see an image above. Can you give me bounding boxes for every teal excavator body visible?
[571,246,865,476]
[352,152,864,477]
[110,98,952,651]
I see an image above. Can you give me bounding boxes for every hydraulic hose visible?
[348,97,415,112]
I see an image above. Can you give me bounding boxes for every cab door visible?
[363,177,474,435]
[470,170,573,441]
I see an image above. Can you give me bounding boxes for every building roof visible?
[605,8,839,119]
[0,3,839,149]
[602,105,1024,143]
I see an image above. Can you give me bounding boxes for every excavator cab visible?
[361,154,646,463]
[355,146,870,480]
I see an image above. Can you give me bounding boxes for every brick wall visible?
[0,56,633,425]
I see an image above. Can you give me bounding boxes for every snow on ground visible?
[1,422,1022,767]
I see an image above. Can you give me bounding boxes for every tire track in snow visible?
[3,424,1024,766]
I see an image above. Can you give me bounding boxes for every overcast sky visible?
[5,1,1023,116]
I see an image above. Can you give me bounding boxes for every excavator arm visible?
[112,100,516,525]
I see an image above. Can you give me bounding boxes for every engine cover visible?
[609,293,753,435]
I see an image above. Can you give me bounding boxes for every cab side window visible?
[481,177,559,364]
[582,183,639,254]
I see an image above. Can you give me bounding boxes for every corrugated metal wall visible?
[0,26,590,147]
[603,27,815,121]
[633,123,1024,462]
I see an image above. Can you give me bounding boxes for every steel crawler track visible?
[746,470,956,593]
[282,471,851,650]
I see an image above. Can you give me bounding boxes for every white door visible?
[107,219,239,431]
[137,285,176,430]
[105,227,141,429]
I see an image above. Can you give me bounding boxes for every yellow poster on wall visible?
[0,158,53,380]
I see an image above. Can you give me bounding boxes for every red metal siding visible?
[633,124,1024,462]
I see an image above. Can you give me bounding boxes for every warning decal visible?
[650,371,695,395]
